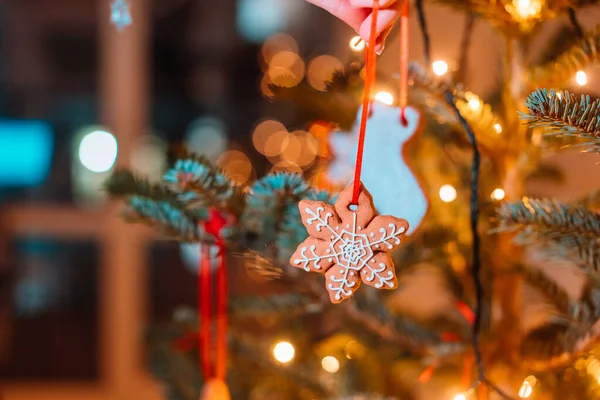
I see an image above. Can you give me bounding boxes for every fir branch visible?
[498,197,600,237]
[241,173,333,265]
[548,234,600,274]
[520,322,594,369]
[529,26,600,88]
[570,277,600,323]
[105,169,176,200]
[230,293,322,317]
[519,266,571,314]
[521,89,600,150]
[233,249,284,280]
[408,62,504,153]
[105,170,204,241]
[163,151,244,217]
[125,197,203,242]
[232,332,331,397]
[346,292,442,353]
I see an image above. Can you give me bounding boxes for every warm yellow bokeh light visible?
[263,130,288,157]
[344,340,365,360]
[519,379,535,397]
[374,91,394,105]
[518,375,537,398]
[273,341,295,363]
[293,130,318,168]
[307,55,344,91]
[490,188,505,201]
[576,70,587,86]
[493,123,503,134]
[253,120,286,155]
[511,0,542,19]
[439,184,457,203]
[468,98,481,111]
[453,394,467,400]
[281,133,303,164]
[321,356,340,373]
[261,33,299,63]
[216,150,252,184]
[267,51,305,88]
[432,60,448,76]
[349,35,365,52]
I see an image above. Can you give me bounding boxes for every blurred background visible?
[0,0,600,399]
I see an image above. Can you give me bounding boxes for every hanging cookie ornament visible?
[291,183,408,303]
[290,0,413,303]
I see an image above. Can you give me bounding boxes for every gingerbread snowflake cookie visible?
[290,183,409,303]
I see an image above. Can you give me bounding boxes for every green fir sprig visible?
[498,197,600,237]
[521,89,600,151]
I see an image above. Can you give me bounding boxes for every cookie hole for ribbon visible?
[348,204,359,211]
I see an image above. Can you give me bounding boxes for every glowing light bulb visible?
[493,123,503,134]
[374,91,394,105]
[454,394,467,400]
[349,36,365,52]
[518,375,537,398]
[78,130,118,173]
[273,341,295,363]
[432,60,449,76]
[321,356,340,373]
[468,98,481,111]
[512,0,542,19]
[490,188,505,201]
[439,184,457,203]
[576,70,587,86]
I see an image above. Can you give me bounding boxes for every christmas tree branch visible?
[105,170,204,241]
[230,293,322,318]
[518,266,572,314]
[521,89,600,151]
[409,62,505,153]
[163,151,245,217]
[529,26,600,87]
[497,197,600,237]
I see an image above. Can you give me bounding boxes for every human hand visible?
[305,0,400,54]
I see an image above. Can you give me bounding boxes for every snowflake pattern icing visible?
[290,184,409,303]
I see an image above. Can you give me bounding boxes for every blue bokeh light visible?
[0,119,54,187]
[237,0,287,43]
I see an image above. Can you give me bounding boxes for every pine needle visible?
[498,197,600,237]
[529,26,600,87]
[521,89,600,151]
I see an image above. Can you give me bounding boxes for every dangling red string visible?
[199,241,212,379]
[198,209,229,386]
[351,0,380,205]
[399,0,410,125]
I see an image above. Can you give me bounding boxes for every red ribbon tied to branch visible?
[199,209,228,383]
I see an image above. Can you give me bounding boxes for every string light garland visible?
[415,0,518,398]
